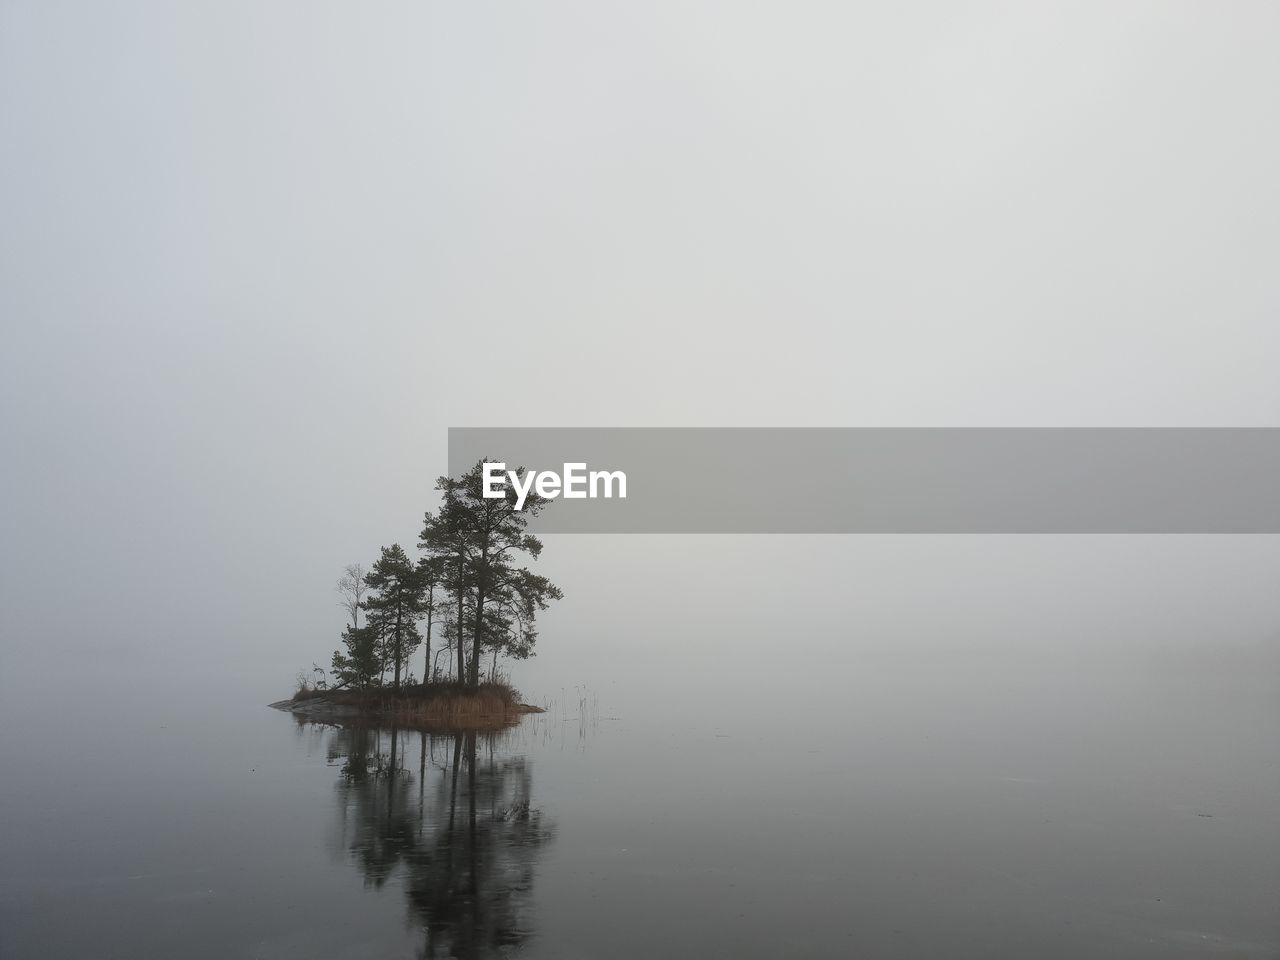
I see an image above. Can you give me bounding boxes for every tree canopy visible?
[325,461,562,694]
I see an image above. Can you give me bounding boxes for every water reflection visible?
[320,722,554,958]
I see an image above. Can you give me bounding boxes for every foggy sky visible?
[2,3,1279,703]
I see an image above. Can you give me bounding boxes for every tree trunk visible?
[392,606,403,691]
[422,596,433,687]
[455,556,466,683]
[470,584,484,687]
[470,545,487,688]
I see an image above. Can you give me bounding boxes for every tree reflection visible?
[324,723,554,958]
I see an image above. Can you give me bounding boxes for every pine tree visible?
[331,624,380,690]
[418,556,446,684]
[419,476,474,684]
[362,544,427,692]
[458,462,561,687]
[420,461,562,688]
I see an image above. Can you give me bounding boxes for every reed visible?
[392,685,524,729]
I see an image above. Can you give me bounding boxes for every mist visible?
[2,4,1278,957]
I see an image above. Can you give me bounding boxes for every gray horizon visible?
[3,0,1279,699]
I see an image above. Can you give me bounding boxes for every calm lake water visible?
[2,663,1277,959]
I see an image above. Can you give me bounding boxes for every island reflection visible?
[316,721,554,958]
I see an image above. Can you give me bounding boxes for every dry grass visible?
[291,680,542,731]
[391,682,529,730]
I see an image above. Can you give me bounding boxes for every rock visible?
[268,698,363,722]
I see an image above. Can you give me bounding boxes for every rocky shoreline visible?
[269,695,545,726]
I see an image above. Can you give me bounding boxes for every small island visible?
[274,461,562,730]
